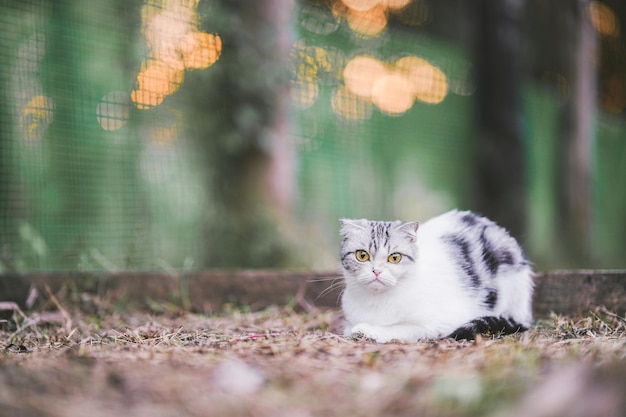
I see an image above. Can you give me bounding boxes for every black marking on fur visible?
[384,224,391,247]
[401,253,415,263]
[341,252,354,261]
[460,212,480,226]
[341,251,356,271]
[485,289,498,309]
[478,227,518,275]
[370,224,378,253]
[479,228,500,275]
[448,316,527,341]
[377,223,385,249]
[369,222,394,254]
[444,234,481,287]
[499,250,514,265]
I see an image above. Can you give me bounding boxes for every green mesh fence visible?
[1,0,625,272]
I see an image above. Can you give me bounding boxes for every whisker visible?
[306,276,339,283]
[316,279,344,301]
[336,288,346,306]
[316,283,341,300]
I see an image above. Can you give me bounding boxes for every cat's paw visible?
[350,323,392,343]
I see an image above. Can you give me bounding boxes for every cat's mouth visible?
[365,277,390,292]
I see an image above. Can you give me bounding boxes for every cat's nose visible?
[372,269,381,277]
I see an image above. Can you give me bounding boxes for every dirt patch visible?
[1,297,625,417]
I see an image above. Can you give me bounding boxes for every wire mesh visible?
[0,0,625,272]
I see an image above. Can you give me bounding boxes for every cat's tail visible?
[448,316,528,341]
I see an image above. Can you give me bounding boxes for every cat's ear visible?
[339,219,368,234]
[396,221,419,243]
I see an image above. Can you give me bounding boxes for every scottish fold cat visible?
[340,210,533,342]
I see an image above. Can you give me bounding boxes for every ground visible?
[1,293,625,417]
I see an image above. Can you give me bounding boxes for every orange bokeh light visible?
[384,0,411,10]
[371,73,414,115]
[181,32,222,70]
[20,95,54,141]
[132,61,184,109]
[341,0,380,12]
[291,79,320,109]
[343,55,388,98]
[346,3,388,37]
[340,54,448,117]
[395,56,447,104]
[331,85,374,121]
[589,1,620,37]
[134,0,221,110]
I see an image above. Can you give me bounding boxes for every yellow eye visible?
[388,253,402,263]
[355,250,370,262]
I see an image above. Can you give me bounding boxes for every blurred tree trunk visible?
[185,0,294,268]
[472,0,526,238]
[559,0,596,264]
[525,0,597,266]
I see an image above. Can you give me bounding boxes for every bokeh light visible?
[345,3,388,37]
[589,1,619,37]
[384,0,412,10]
[371,73,413,115]
[132,60,184,109]
[331,85,374,121]
[291,79,320,109]
[180,31,222,70]
[394,56,448,104]
[395,56,434,95]
[331,0,427,38]
[291,40,348,109]
[343,55,387,98]
[132,0,222,110]
[342,0,380,13]
[96,91,130,131]
[293,41,346,86]
[339,54,448,117]
[290,3,450,117]
[19,95,54,142]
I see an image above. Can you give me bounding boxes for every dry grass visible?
[1,292,625,417]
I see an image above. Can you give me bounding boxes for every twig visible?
[597,306,626,323]
[44,285,73,334]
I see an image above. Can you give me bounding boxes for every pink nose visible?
[373,270,381,277]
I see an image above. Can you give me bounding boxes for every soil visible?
[1,294,625,417]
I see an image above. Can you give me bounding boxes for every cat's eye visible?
[355,250,370,262]
[388,253,402,263]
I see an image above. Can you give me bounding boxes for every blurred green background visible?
[0,0,624,273]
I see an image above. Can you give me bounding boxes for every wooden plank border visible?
[532,270,626,317]
[1,270,625,317]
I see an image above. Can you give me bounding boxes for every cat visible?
[339,210,533,343]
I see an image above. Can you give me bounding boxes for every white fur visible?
[340,210,534,343]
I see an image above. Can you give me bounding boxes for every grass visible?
[1,291,625,417]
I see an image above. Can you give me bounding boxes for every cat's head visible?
[339,219,419,293]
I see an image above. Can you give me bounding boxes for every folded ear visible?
[339,218,368,234]
[396,221,419,243]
